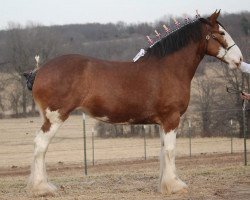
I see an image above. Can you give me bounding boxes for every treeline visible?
[0,12,250,138]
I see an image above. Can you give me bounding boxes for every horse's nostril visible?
[235,57,243,67]
[235,62,241,67]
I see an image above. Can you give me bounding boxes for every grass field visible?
[0,116,249,199]
[0,154,249,200]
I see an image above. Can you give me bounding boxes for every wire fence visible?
[0,113,249,171]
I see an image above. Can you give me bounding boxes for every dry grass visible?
[0,116,250,199]
[0,154,249,200]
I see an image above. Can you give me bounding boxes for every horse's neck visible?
[161,41,205,81]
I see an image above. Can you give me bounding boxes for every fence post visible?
[82,113,88,175]
[92,128,95,166]
[230,119,233,154]
[188,119,192,158]
[143,125,147,160]
[242,100,247,166]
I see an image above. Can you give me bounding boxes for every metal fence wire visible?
[0,111,249,171]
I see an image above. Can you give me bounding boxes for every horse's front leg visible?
[159,112,187,194]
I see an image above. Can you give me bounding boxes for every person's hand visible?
[240,92,250,100]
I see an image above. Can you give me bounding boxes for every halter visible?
[205,30,236,59]
[221,43,236,58]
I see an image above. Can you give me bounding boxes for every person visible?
[240,62,250,100]
[240,61,250,73]
[241,92,250,100]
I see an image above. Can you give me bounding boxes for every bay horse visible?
[25,11,243,196]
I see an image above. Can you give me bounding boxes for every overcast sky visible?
[1,0,250,29]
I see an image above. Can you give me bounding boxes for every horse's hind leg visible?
[27,107,68,196]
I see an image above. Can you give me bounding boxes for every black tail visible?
[23,70,38,91]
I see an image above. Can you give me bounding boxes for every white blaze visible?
[217,25,243,69]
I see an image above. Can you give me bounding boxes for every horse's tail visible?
[23,69,38,91]
[24,55,40,91]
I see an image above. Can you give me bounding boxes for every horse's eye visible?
[220,32,225,36]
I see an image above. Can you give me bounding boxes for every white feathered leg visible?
[159,129,187,194]
[27,109,62,196]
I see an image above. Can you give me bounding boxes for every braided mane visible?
[145,18,208,58]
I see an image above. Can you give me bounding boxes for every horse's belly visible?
[83,105,156,125]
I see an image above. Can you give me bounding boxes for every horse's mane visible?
[145,18,208,58]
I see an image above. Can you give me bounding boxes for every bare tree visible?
[0,78,5,115]
[4,22,60,116]
[192,74,218,137]
[212,62,245,137]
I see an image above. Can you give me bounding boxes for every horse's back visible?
[37,54,89,73]
[31,54,146,112]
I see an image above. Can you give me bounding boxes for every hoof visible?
[27,182,57,197]
[160,177,188,194]
[176,188,188,194]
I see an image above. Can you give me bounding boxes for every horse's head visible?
[204,10,243,69]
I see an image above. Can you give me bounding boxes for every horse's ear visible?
[208,10,221,25]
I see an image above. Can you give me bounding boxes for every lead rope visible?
[243,99,246,110]
[226,86,245,109]
[226,87,243,95]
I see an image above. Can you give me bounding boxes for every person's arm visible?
[240,62,250,73]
